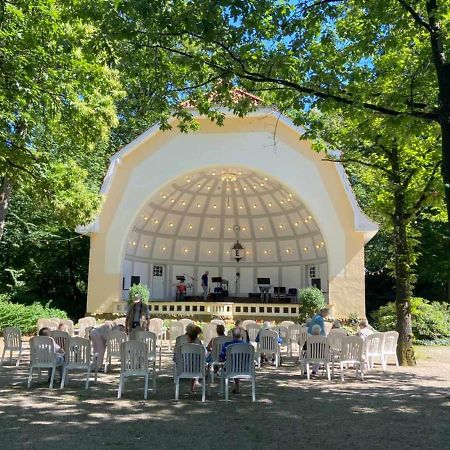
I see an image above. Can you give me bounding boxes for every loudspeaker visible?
[311,278,321,290]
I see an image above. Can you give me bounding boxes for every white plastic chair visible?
[1,327,22,366]
[83,326,94,340]
[135,331,157,392]
[382,331,399,368]
[302,335,331,380]
[169,321,185,351]
[50,330,70,353]
[256,329,281,368]
[279,321,295,328]
[78,318,94,338]
[104,330,127,372]
[324,321,333,335]
[246,323,261,344]
[221,343,256,402]
[174,343,207,402]
[179,318,194,330]
[242,320,257,330]
[60,337,94,389]
[28,336,63,388]
[203,323,218,346]
[211,319,226,327]
[340,336,364,381]
[118,340,150,399]
[59,319,75,336]
[277,325,289,353]
[148,320,163,369]
[37,318,58,332]
[209,335,229,383]
[287,324,302,358]
[328,332,345,378]
[298,327,308,363]
[365,332,386,370]
[113,317,126,327]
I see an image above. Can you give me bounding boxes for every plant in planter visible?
[128,284,150,304]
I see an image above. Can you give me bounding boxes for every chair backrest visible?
[328,332,345,353]
[78,317,94,337]
[211,335,229,363]
[149,318,163,336]
[85,317,96,327]
[279,321,295,328]
[328,328,347,335]
[170,321,185,340]
[37,318,58,333]
[324,321,333,335]
[341,336,364,361]
[242,320,257,330]
[50,330,70,353]
[366,332,385,355]
[306,335,330,361]
[258,329,279,353]
[383,331,399,354]
[59,319,75,336]
[204,323,218,344]
[106,330,127,356]
[287,324,302,342]
[113,317,126,327]
[29,336,56,366]
[66,337,91,367]
[120,340,148,373]
[298,327,308,348]
[176,343,205,378]
[179,319,194,331]
[3,327,22,350]
[83,326,94,340]
[225,343,255,378]
[135,330,157,358]
[211,319,226,327]
[246,323,261,343]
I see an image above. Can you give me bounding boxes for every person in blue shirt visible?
[219,328,247,394]
[201,271,209,300]
[307,308,330,336]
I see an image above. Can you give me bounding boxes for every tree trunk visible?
[0,177,12,241]
[393,190,416,366]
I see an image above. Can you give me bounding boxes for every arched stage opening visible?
[78,109,377,319]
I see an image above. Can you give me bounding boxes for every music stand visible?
[257,278,271,303]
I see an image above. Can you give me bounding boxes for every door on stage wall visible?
[151,265,166,299]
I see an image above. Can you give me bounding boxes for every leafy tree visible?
[0,0,122,240]
[298,287,326,323]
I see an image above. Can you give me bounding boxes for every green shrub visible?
[372,297,450,341]
[128,283,150,304]
[0,299,67,335]
[298,287,326,322]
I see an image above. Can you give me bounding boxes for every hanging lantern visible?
[231,240,245,262]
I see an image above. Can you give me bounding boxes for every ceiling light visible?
[162,194,167,199]
[143,216,148,220]
[264,177,268,181]
[234,187,238,191]
[304,219,309,223]
[280,200,284,204]
[226,250,230,254]
[181,201,186,206]
[242,226,246,231]
[154,219,159,224]
[196,203,201,208]
[186,178,191,183]
[161,246,166,251]
[243,186,247,191]
[303,247,309,252]
[188,224,193,230]
[226,187,230,191]
[207,185,211,190]
[260,183,264,187]
[289,193,293,197]
[213,204,217,209]
[238,171,242,175]
[212,171,216,176]
[144,244,149,249]
[259,226,264,231]
[209,226,214,231]
[183,248,189,253]
[220,172,237,182]
[239,205,243,209]
[295,222,299,226]
[287,198,291,202]
[308,215,312,219]
[227,205,231,209]
[264,250,269,255]
[268,202,272,207]
[285,248,291,254]
[246,250,250,255]
[228,226,232,231]
[253,204,257,209]
[315,244,320,249]
[279,224,284,229]
[132,241,136,246]
[169,222,174,227]
[321,241,324,246]
[253,184,257,189]
[208,250,212,255]
[197,184,201,188]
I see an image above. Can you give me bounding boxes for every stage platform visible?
[112,300,300,320]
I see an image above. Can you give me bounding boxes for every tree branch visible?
[322,157,395,176]
[397,0,432,32]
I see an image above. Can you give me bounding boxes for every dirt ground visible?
[0,339,449,450]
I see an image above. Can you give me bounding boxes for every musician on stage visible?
[201,270,209,300]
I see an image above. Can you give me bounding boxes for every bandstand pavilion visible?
[78,107,378,320]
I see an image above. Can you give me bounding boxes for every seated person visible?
[38,327,65,381]
[57,323,67,332]
[206,324,226,352]
[231,319,249,343]
[356,319,374,340]
[255,322,282,365]
[329,320,348,335]
[307,308,329,336]
[176,281,187,301]
[219,328,247,394]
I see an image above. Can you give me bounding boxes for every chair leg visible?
[49,367,56,388]
[225,378,229,401]
[175,379,179,400]
[16,349,21,367]
[340,363,345,382]
[144,374,149,400]
[306,363,310,380]
[252,379,256,402]
[202,376,206,403]
[118,374,123,399]
[326,363,331,381]
[0,348,5,365]
[152,364,156,393]
[27,367,33,388]
[60,367,67,389]
[10,350,12,364]
[159,346,162,371]
[85,367,90,390]
[211,365,215,384]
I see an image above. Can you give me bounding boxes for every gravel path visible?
[0,341,449,450]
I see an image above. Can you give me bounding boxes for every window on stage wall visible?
[308,266,317,279]
[153,266,163,277]
[131,275,141,286]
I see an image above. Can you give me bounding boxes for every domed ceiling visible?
[125,168,327,265]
